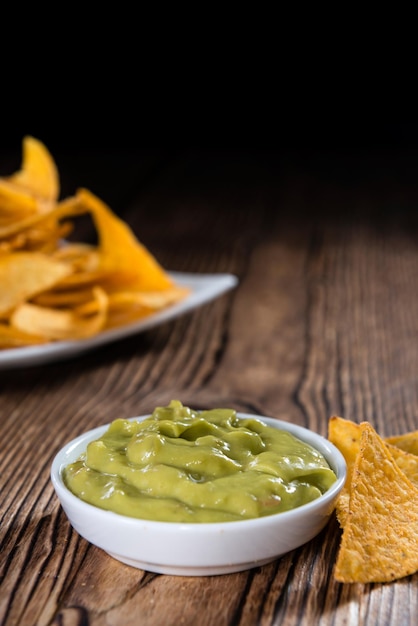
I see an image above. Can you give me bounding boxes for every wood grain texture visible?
[1,148,418,625]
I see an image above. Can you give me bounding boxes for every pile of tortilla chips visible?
[328,416,418,583]
[0,137,189,348]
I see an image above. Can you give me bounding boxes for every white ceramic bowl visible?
[51,413,346,576]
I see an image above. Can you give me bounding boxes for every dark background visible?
[2,119,417,170]
[2,118,418,154]
[2,115,418,226]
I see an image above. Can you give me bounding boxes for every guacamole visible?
[63,400,337,523]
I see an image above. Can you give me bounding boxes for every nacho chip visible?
[0,179,39,220]
[328,417,361,480]
[105,288,190,312]
[32,287,97,308]
[328,418,358,527]
[6,135,59,204]
[0,195,83,242]
[329,416,418,526]
[0,220,72,255]
[386,431,418,457]
[0,136,59,228]
[0,138,189,348]
[74,188,174,290]
[334,422,418,583]
[329,418,418,486]
[103,288,188,329]
[11,287,108,341]
[0,252,72,317]
[387,444,418,485]
[0,323,47,348]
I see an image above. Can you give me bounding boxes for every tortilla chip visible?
[0,252,72,317]
[386,431,418,457]
[329,416,418,527]
[6,135,59,204]
[32,287,97,308]
[0,179,39,219]
[0,136,59,228]
[334,422,418,583]
[0,195,84,243]
[74,188,174,290]
[0,323,47,348]
[328,417,364,526]
[386,443,418,485]
[11,287,108,341]
[0,138,189,348]
[328,417,361,480]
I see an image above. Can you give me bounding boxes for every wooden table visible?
[1,141,418,625]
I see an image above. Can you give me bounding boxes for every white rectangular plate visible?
[0,272,238,369]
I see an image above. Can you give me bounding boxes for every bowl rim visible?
[51,412,347,530]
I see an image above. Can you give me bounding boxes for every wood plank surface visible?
[1,144,418,625]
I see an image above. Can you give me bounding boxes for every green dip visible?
[63,400,337,523]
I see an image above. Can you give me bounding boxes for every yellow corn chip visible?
[11,287,108,341]
[334,422,418,583]
[74,188,174,290]
[0,195,84,242]
[32,287,98,308]
[0,252,72,317]
[329,416,418,527]
[0,138,189,349]
[0,179,39,218]
[328,417,362,527]
[328,417,361,481]
[0,323,47,348]
[388,444,418,485]
[0,136,59,227]
[386,431,418,457]
[6,135,59,203]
